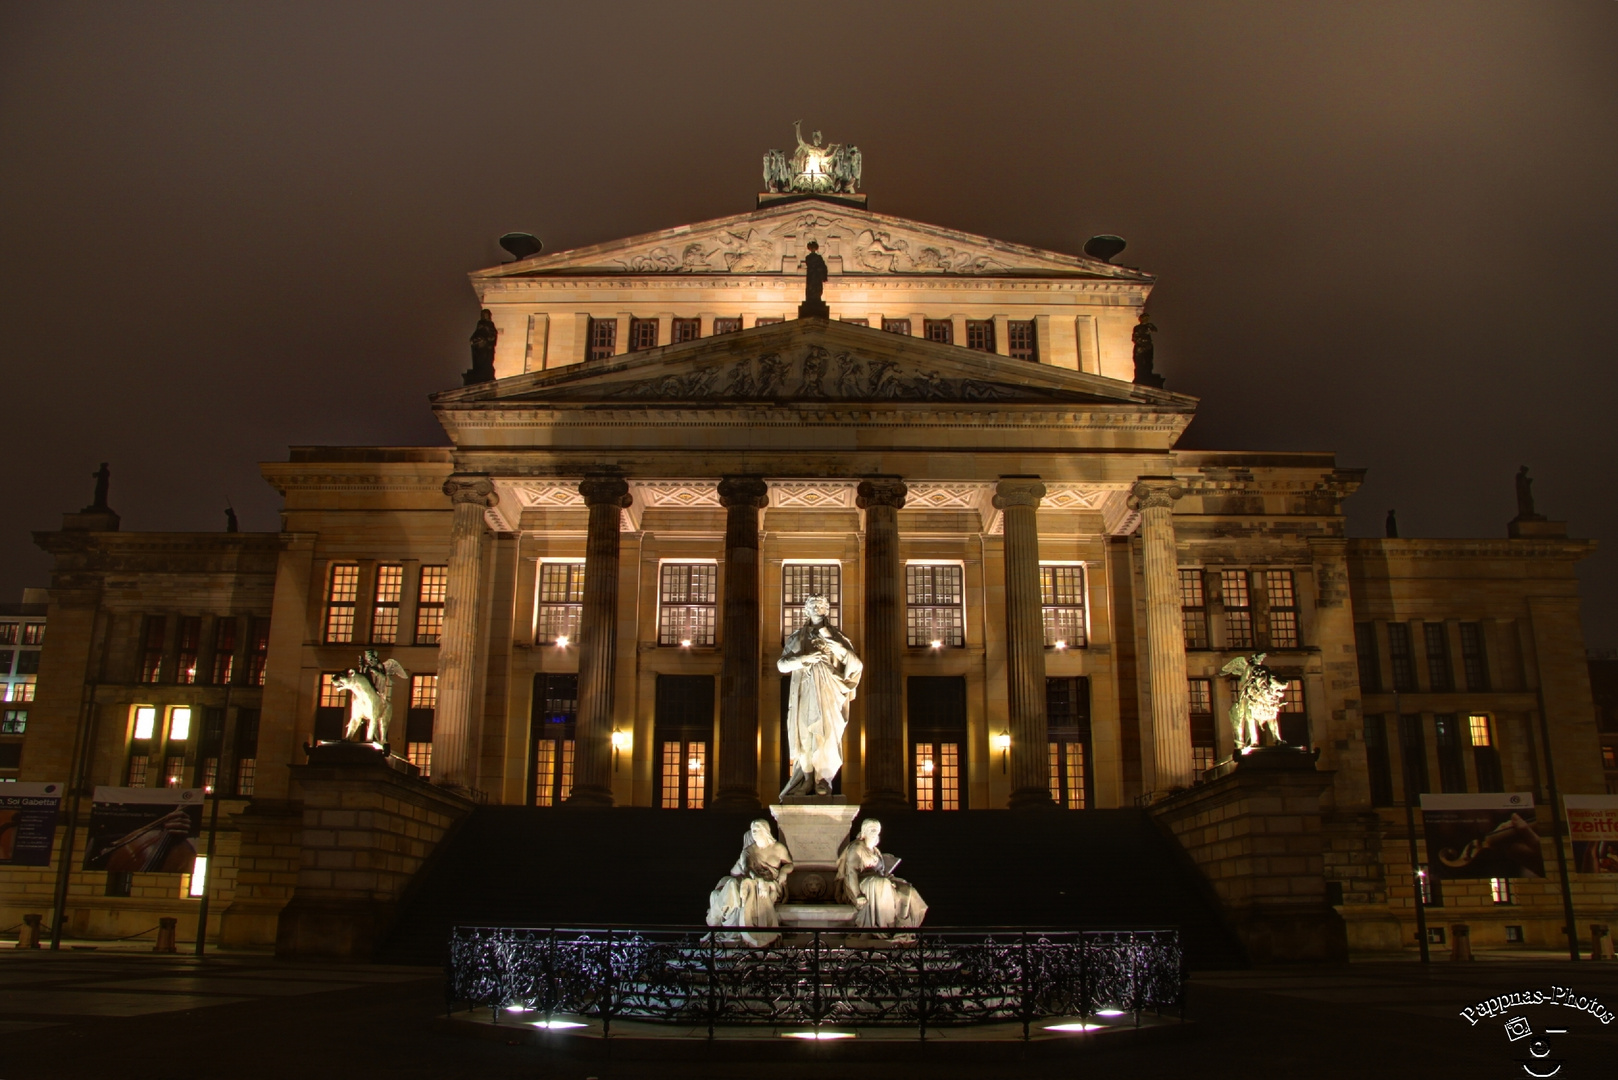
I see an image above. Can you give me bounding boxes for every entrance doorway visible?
[655,674,714,809]
[530,674,577,806]
[908,676,967,810]
[1046,676,1092,809]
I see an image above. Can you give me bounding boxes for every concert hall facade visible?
[7,172,1614,960]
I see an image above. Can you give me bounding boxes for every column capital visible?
[856,477,908,510]
[443,474,498,508]
[577,476,632,508]
[1129,478,1184,511]
[717,475,769,509]
[992,477,1047,511]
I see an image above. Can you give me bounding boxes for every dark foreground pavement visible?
[2,948,1617,1079]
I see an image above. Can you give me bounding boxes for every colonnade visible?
[428,472,1193,807]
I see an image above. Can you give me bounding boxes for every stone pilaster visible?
[568,477,632,807]
[433,475,496,793]
[856,478,908,810]
[994,477,1055,809]
[715,476,769,812]
[1131,478,1192,795]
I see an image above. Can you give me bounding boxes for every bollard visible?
[154,917,178,954]
[1591,924,1614,961]
[1450,924,1472,962]
[18,914,44,949]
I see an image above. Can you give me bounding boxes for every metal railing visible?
[447,924,1183,1039]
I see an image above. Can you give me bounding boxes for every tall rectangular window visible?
[1265,570,1299,649]
[782,563,841,640]
[175,616,201,685]
[211,617,236,685]
[914,742,960,812]
[372,564,403,644]
[671,317,700,343]
[0,624,13,645]
[1046,676,1091,809]
[536,561,585,645]
[1221,570,1254,649]
[234,709,260,796]
[415,566,448,644]
[1460,623,1490,691]
[247,617,270,687]
[324,564,359,644]
[1469,713,1504,791]
[906,564,964,648]
[21,624,43,645]
[531,674,577,807]
[587,317,617,360]
[1040,565,1086,648]
[628,317,658,351]
[658,563,717,647]
[1189,678,1217,776]
[1355,622,1382,692]
[712,317,742,335]
[1279,679,1308,747]
[1,709,26,734]
[1398,713,1429,800]
[1388,623,1417,692]
[1434,714,1467,793]
[408,674,438,778]
[923,319,953,345]
[140,615,166,684]
[315,674,348,741]
[965,319,995,352]
[1180,570,1209,649]
[660,741,706,809]
[1364,714,1394,807]
[881,318,911,335]
[197,707,224,793]
[1424,623,1453,692]
[1007,320,1036,361]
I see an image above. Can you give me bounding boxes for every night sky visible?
[2,3,1615,647]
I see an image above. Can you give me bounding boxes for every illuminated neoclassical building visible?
[9,163,1613,960]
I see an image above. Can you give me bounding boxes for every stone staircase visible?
[379,806,1246,969]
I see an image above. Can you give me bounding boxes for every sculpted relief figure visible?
[706,819,794,946]
[836,819,928,929]
[778,596,863,798]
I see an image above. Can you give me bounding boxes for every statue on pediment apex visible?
[763,121,862,195]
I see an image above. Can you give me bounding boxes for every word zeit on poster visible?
[0,782,64,866]
[1564,794,1618,874]
[82,786,203,874]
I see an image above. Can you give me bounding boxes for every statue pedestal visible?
[771,801,858,916]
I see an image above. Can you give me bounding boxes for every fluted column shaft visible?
[714,476,769,812]
[568,477,632,806]
[857,478,908,809]
[995,478,1055,809]
[1133,478,1191,795]
[436,475,497,792]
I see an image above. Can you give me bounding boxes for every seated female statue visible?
[706,818,794,946]
[835,818,928,929]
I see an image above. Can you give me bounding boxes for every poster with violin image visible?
[82,786,202,873]
[0,781,63,866]
[1564,794,1618,874]
[1419,792,1545,881]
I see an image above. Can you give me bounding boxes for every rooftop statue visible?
[778,595,863,798]
[799,240,830,318]
[464,308,498,385]
[1514,465,1544,521]
[763,121,862,195]
[1132,310,1165,388]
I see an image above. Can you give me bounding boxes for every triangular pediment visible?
[472,199,1150,281]
[434,319,1193,409]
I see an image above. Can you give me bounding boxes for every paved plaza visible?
[2,945,1617,1078]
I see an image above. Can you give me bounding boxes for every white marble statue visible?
[835,819,928,929]
[777,596,863,798]
[706,819,794,946]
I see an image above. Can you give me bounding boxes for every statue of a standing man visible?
[1132,310,1164,388]
[464,308,498,385]
[1514,466,1542,521]
[778,596,862,798]
[799,241,830,318]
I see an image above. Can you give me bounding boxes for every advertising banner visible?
[1565,794,1618,874]
[82,786,202,873]
[1420,792,1545,880]
[0,781,64,866]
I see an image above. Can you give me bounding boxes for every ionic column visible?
[995,477,1056,809]
[1132,478,1192,795]
[567,477,632,807]
[857,477,908,810]
[435,475,498,792]
[714,476,769,812]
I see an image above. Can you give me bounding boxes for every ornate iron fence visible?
[447,925,1183,1038]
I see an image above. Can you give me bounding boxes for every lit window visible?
[1264,570,1298,649]
[1221,570,1253,649]
[905,564,964,648]
[415,566,448,644]
[712,317,742,335]
[1468,714,1492,747]
[1180,570,1209,649]
[782,563,841,640]
[628,317,658,351]
[411,674,439,709]
[1604,746,1617,770]
[188,856,208,898]
[247,617,270,687]
[164,755,185,788]
[536,561,585,645]
[1490,877,1513,904]
[913,742,960,812]
[923,319,953,345]
[0,624,14,645]
[319,673,348,708]
[407,742,433,777]
[965,320,995,352]
[1040,565,1086,648]
[658,564,717,647]
[881,318,911,335]
[8,680,34,703]
[372,565,403,644]
[0,709,25,734]
[176,616,201,684]
[133,706,157,741]
[1007,320,1036,361]
[21,624,43,646]
[211,618,236,685]
[1189,679,1216,775]
[169,707,192,742]
[587,317,617,360]
[671,318,700,343]
[324,564,359,643]
[754,316,784,327]
[840,317,868,326]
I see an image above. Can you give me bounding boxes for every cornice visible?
[477,276,1151,296]
[1345,537,1595,560]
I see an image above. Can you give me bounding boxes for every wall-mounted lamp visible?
[993,731,1011,774]
[555,634,570,649]
[611,729,632,771]
[928,639,943,650]
[679,638,693,648]
[1052,639,1067,651]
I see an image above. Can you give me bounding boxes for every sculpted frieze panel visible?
[633,481,721,508]
[768,481,859,509]
[511,482,584,509]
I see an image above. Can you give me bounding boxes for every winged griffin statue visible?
[331,649,411,747]
[1219,653,1288,753]
[764,121,862,195]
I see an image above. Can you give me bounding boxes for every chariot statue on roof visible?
[763,121,862,195]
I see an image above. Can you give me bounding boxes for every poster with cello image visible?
[82,786,202,873]
[1419,792,1545,880]
[0,781,63,866]
[1564,794,1618,874]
